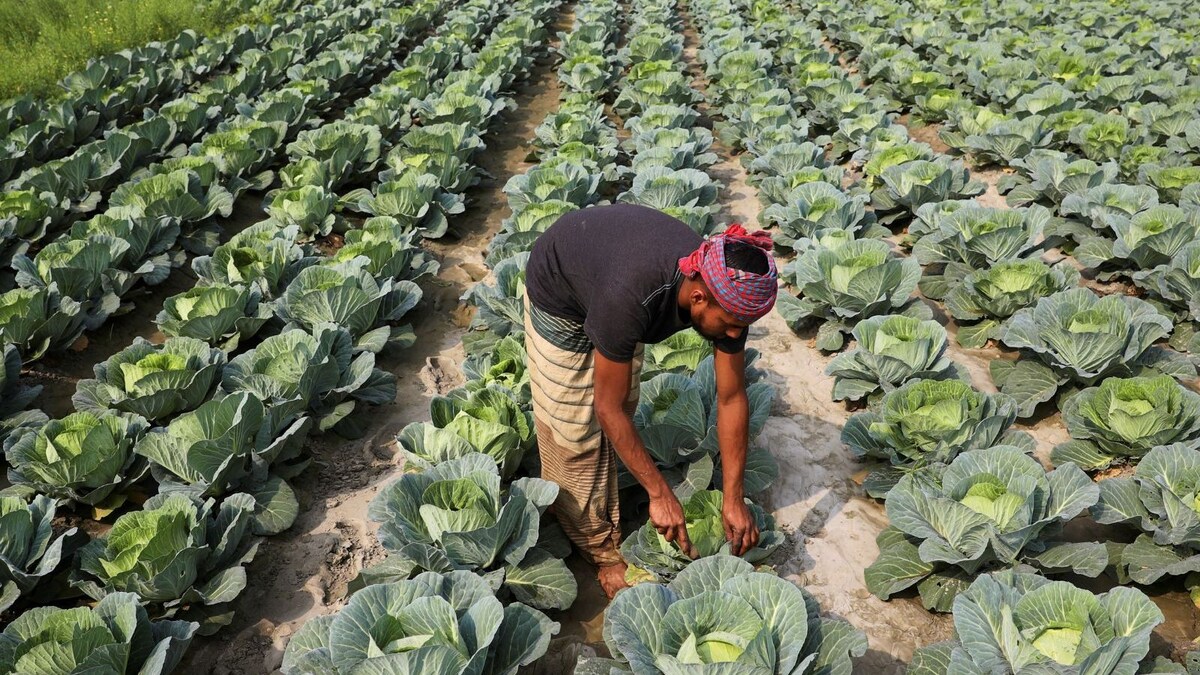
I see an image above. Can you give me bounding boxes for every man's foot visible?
[597,561,630,598]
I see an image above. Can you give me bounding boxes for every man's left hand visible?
[722,497,760,556]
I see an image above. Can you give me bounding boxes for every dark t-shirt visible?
[525,203,747,362]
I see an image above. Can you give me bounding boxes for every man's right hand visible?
[649,492,696,559]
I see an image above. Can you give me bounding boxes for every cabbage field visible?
[1,0,1200,672]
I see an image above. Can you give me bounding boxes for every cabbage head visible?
[5,410,148,511]
[0,189,64,244]
[73,337,225,422]
[613,71,703,116]
[368,453,577,610]
[912,205,1049,300]
[155,283,272,351]
[621,490,783,584]
[221,324,397,438]
[192,222,310,298]
[760,182,873,252]
[487,199,577,264]
[107,168,234,225]
[642,329,713,379]
[281,570,557,675]
[263,184,337,240]
[870,158,985,223]
[943,260,1079,349]
[285,121,383,191]
[0,286,86,361]
[1076,204,1200,277]
[576,555,867,675]
[72,492,260,634]
[532,104,615,154]
[1140,164,1200,203]
[342,168,465,239]
[395,422,485,476]
[904,199,975,248]
[503,160,600,213]
[617,166,721,212]
[908,570,1164,674]
[398,122,485,164]
[1052,375,1200,471]
[412,91,510,128]
[333,216,438,282]
[1092,444,1200,587]
[841,379,1029,499]
[134,392,310,535]
[826,315,957,402]
[273,259,422,353]
[0,494,86,613]
[462,253,526,356]
[994,288,1182,417]
[778,238,927,351]
[1059,183,1158,234]
[428,385,534,480]
[197,119,288,183]
[1002,151,1117,209]
[744,142,830,196]
[866,446,1103,612]
[634,357,777,497]
[1139,240,1200,346]
[461,334,529,406]
[962,115,1053,165]
[70,212,179,285]
[754,165,845,213]
[0,592,197,675]
[11,235,130,330]
[1067,114,1133,163]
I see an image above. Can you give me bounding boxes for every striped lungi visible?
[523,295,641,566]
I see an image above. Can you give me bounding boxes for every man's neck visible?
[676,277,696,325]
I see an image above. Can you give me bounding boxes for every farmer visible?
[523,203,779,597]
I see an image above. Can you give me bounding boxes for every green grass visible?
[0,0,266,101]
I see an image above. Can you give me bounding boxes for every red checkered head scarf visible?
[678,224,778,323]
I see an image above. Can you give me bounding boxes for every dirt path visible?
[180,16,572,672]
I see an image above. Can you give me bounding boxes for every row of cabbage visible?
[691,0,1200,673]
[0,0,457,616]
[0,2,548,671]
[801,0,1200,362]
[0,0,432,371]
[808,0,1200,190]
[0,0,444,484]
[0,0,364,264]
[802,0,1200,353]
[0,0,310,184]
[478,1,620,271]
[759,0,1200,628]
[271,1,583,673]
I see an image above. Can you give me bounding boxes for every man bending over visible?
[523,203,778,597]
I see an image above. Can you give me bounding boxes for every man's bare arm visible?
[714,347,759,555]
[593,351,695,557]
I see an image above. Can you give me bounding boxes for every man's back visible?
[525,204,704,361]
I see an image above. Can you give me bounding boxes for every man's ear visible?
[689,284,707,307]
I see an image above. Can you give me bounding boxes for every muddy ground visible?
[20,4,1198,674]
